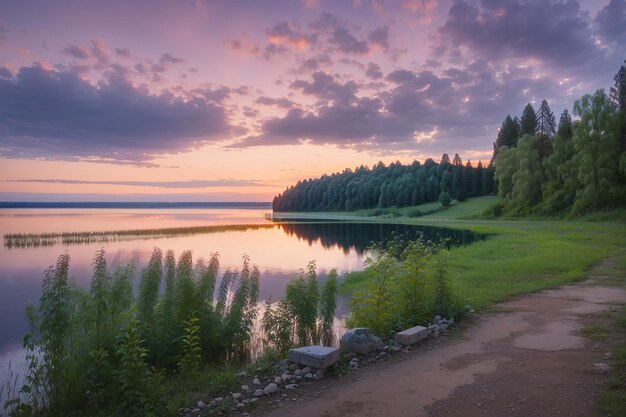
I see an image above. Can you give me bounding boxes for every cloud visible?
[0,65,231,163]
[368,26,390,50]
[255,96,295,108]
[115,47,131,58]
[62,44,89,59]
[435,0,601,68]
[290,71,358,105]
[159,52,186,65]
[230,61,565,155]
[330,27,369,54]
[366,62,383,79]
[594,0,626,46]
[267,21,317,49]
[6,178,264,188]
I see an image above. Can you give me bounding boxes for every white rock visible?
[285,384,297,390]
[254,389,265,397]
[241,384,250,391]
[305,373,313,379]
[294,369,302,375]
[274,376,283,384]
[196,401,206,409]
[281,373,290,381]
[232,393,242,400]
[236,402,245,409]
[592,363,611,374]
[264,382,279,394]
[302,366,312,374]
[253,378,261,385]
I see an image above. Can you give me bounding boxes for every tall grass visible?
[2,248,269,416]
[261,264,338,353]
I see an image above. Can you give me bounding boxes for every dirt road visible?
[259,259,626,417]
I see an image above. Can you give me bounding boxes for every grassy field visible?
[311,197,626,312]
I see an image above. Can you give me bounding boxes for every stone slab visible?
[394,325,428,345]
[288,346,340,369]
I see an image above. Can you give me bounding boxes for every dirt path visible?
[258,259,626,417]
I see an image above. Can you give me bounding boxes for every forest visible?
[274,61,626,217]
[491,61,626,216]
[272,156,495,212]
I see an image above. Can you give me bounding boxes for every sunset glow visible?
[0,0,624,202]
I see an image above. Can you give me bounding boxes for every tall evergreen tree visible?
[452,153,463,166]
[520,103,537,136]
[492,115,521,161]
[536,100,556,137]
[440,153,451,165]
[557,109,573,141]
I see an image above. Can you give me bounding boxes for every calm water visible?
[0,205,481,386]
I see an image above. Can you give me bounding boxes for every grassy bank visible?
[295,197,626,312]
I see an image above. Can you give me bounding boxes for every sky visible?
[0,0,625,202]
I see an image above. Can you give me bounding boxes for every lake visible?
[0,204,482,386]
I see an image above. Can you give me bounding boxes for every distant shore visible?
[0,201,272,209]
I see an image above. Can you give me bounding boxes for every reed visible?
[3,224,275,248]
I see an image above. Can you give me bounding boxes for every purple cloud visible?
[0,65,231,163]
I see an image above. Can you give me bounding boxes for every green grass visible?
[582,323,609,341]
[329,197,626,312]
[599,304,626,416]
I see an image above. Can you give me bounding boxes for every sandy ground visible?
[257,259,626,417]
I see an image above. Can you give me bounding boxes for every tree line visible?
[492,61,626,216]
[272,155,495,212]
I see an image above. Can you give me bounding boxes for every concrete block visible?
[288,346,340,369]
[394,325,428,345]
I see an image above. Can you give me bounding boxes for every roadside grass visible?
[599,304,626,417]
[162,366,240,416]
[582,323,609,341]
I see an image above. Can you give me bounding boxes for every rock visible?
[305,373,313,379]
[236,371,248,378]
[196,400,206,409]
[278,360,290,371]
[281,373,290,381]
[294,369,302,376]
[289,362,300,371]
[440,323,449,331]
[264,383,279,394]
[232,393,242,400]
[340,328,385,355]
[236,402,245,409]
[253,378,261,385]
[394,325,429,346]
[592,363,611,374]
[288,346,340,369]
[254,389,265,397]
[350,357,359,364]
[241,384,250,391]
[315,369,324,379]
[434,315,442,323]
[285,384,297,390]
[274,376,283,384]
[302,366,312,374]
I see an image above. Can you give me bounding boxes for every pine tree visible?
[492,115,520,161]
[537,100,556,137]
[557,109,573,141]
[520,103,537,136]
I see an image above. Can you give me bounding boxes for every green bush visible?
[346,238,466,339]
